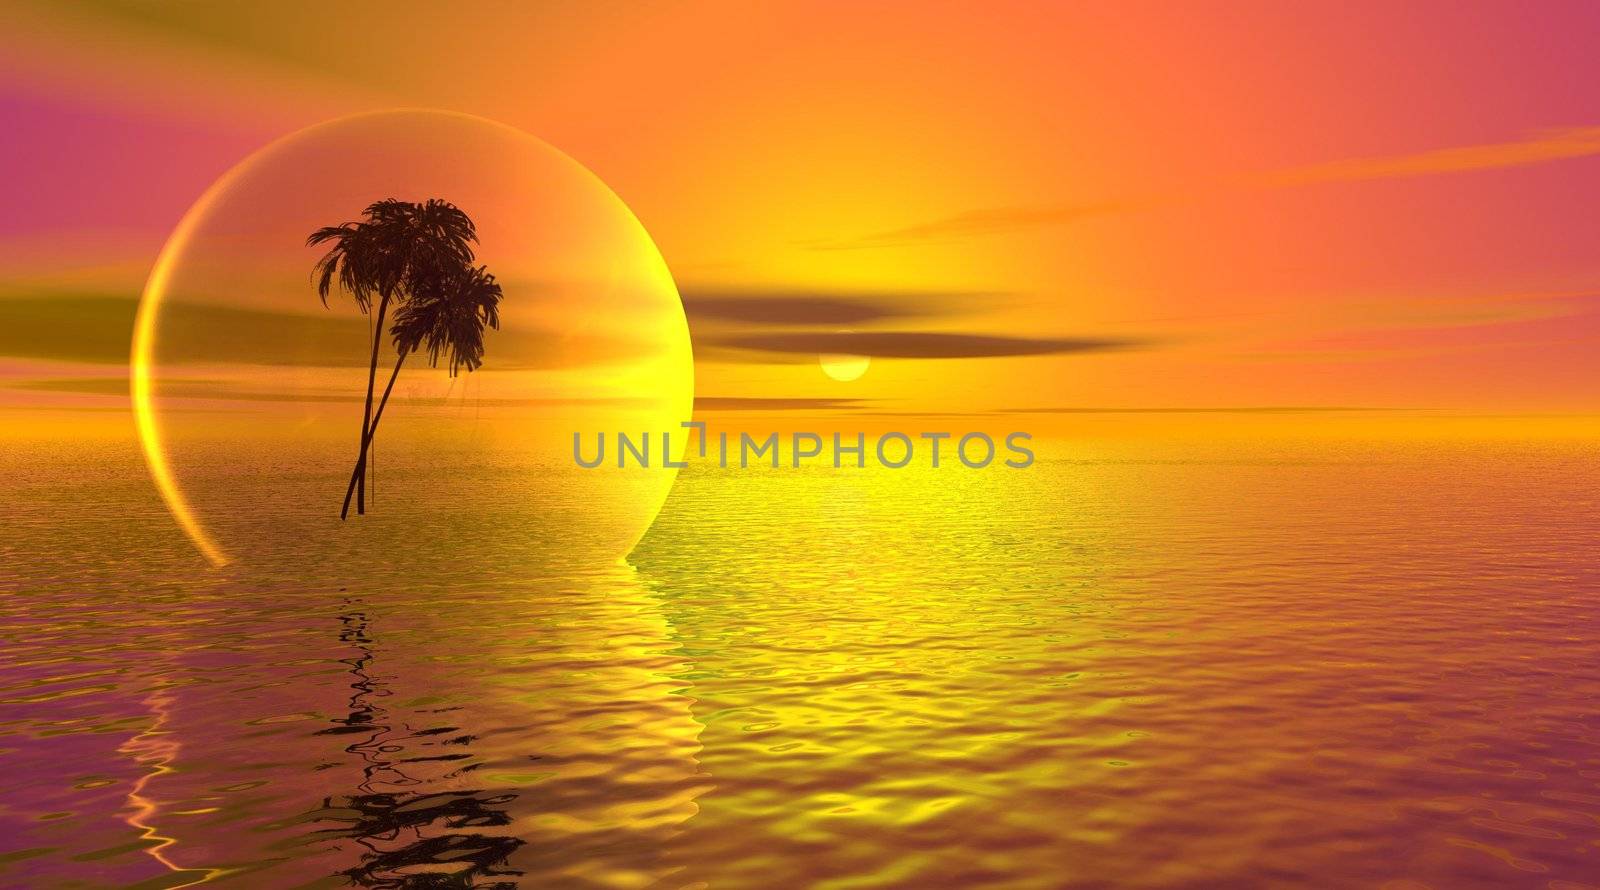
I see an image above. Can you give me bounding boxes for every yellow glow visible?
[132,163,240,568]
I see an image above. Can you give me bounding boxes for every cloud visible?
[4,377,131,395]
[814,126,1600,249]
[7,376,881,414]
[1001,405,1408,414]
[0,296,139,364]
[1256,126,1600,188]
[2,375,665,408]
[4,372,681,412]
[1,293,1142,371]
[0,294,661,370]
[708,330,1142,360]
[682,288,971,325]
[682,288,1059,365]
[695,396,875,411]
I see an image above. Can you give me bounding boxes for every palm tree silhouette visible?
[336,265,503,519]
[308,199,499,519]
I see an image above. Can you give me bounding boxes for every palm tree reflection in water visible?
[314,602,524,888]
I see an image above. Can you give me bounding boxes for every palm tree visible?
[308,199,479,517]
[337,265,504,520]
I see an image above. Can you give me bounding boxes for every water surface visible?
[2,437,1598,888]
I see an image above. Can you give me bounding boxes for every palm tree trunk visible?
[341,347,409,520]
[353,293,391,516]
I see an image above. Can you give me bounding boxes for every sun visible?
[820,351,870,382]
[819,330,870,381]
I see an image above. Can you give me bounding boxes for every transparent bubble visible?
[134,111,692,576]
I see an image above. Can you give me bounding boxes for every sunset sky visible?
[5,0,1600,438]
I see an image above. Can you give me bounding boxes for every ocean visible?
[2,435,1598,888]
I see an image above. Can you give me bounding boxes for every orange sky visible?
[3,0,1600,436]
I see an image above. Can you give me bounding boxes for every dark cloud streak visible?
[695,396,875,411]
[1001,405,1409,414]
[710,330,1143,359]
[681,287,983,325]
[0,294,659,370]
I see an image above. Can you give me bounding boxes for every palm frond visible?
[311,199,499,365]
[390,265,503,376]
